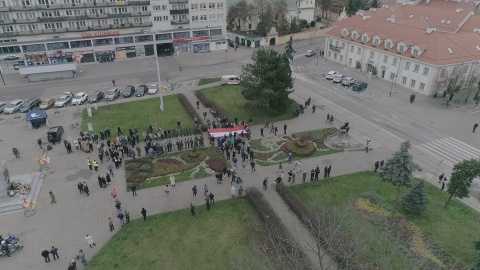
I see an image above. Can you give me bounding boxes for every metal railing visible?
[169,0,188,3]
[131,11,151,16]
[171,19,189,25]
[0,19,15,25]
[13,18,39,23]
[86,13,108,18]
[90,24,110,30]
[38,16,65,22]
[170,9,188,15]
[66,26,89,32]
[108,13,132,18]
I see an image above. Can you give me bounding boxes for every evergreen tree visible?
[290,18,298,33]
[284,36,295,62]
[402,180,428,214]
[379,141,422,218]
[444,159,480,209]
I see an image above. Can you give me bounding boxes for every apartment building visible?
[324,1,480,96]
[0,0,226,73]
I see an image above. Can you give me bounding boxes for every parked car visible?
[326,71,339,80]
[47,126,64,143]
[305,50,316,57]
[122,85,135,98]
[352,81,368,91]
[221,75,241,85]
[105,88,120,101]
[332,74,346,83]
[229,41,236,48]
[39,98,55,110]
[341,77,356,86]
[4,99,24,114]
[19,97,41,112]
[148,83,159,95]
[0,102,6,113]
[89,91,104,103]
[54,92,74,107]
[135,85,148,97]
[72,92,88,105]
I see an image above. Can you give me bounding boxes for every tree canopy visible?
[444,159,480,209]
[241,49,294,113]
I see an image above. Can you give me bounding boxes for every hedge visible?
[194,90,231,124]
[177,93,207,131]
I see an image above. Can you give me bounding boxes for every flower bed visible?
[280,138,317,157]
[8,182,31,197]
[205,159,228,172]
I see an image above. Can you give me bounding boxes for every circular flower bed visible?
[8,182,31,197]
[280,138,316,157]
[205,159,228,172]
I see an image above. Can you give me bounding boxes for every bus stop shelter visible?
[19,62,77,82]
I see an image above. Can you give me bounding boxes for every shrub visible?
[180,151,206,163]
[205,159,228,172]
[402,181,428,214]
[178,93,207,131]
[280,138,316,157]
[246,187,312,269]
[194,90,231,124]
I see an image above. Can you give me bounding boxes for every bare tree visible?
[227,0,254,31]
[255,0,274,36]
[459,64,480,103]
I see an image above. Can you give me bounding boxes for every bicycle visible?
[22,199,36,217]
[69,123,80,130]
[72,111,82,118]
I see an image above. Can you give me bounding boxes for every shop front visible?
[95,50,116,63]
[72,51,95,64]
[115,46,136,60]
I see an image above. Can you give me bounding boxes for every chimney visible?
[387,15,396,22]
[456,8,463,12]
[426,27,436,33]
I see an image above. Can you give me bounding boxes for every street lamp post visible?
[316,48,319,66]
[153,42,164,112]
[0,69,5,85]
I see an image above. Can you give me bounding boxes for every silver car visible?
[332,74,346,83]
[54,92,74,107]
[342,77,356,86]
[105,88,120,101]
[4,99,24,114]
[326,71,338,80]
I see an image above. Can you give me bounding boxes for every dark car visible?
[229,41,236,48]
[89,91,104,103]
[122,85,135,98]
[19,97,41,113]
[352,82,368,91]
[135,85,148,97]
[47,126,64,144]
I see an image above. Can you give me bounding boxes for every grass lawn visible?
[290,171,480,267]
[81,94,193,133]
[88,198,267,270]
[198,77,221,86]
[201,85,297,125]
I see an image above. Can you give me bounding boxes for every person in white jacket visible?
[85,234,96,248]
[169,175,176,187]
[230,186,236,198]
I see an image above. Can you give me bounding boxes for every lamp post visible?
[389,74,397,97]
[153,42,164,112]
[0,69,5,85]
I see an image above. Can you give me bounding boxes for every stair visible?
[0,172,44,217]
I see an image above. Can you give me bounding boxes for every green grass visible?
[140,170,192,188]
[88,199,267,270]
[201,85,297,125]
[198,77,221,86]
[291,171,480,267]
[81,94,193,133]
[249,139,270,151]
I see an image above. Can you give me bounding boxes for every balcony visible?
[0,6,9,11]
[0,32,17,38]
[0,19,15,25]
[35,4,64,10]
[38,16,65,22]
[64,15,88,21]
[171,19,189,25]
[127,0,150,5]
[90,1,119,7]
[110,21,153,29]
[86,13,109,19]
[169,0,188,3]
[108,13,132,18]
[43,28,66,33]
[14,18,39,23]
[9,5,37,10]
[329,44,341,52]
[170,9,189,15]
[132,11,151,16]
[66,26,89,32]
[131,21,152,27]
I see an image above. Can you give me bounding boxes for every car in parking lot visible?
[19,97,41,112]
[122,85,135,98]
[341,77,356,86]
[105,88,120,101]
[326,71,338,80]
[148,83,159,95]
[39,98,55,110]
[4,99,24,114]
[352,81,368,91]
[54,92,74,107]
[89,91,104,103]
[72,92,88,105]
[135,85,148,97]
[332,74,346,83]
[0,102,6,113]
[305,50,316,57]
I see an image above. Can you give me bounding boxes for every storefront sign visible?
[81,31,120,38]
[173,36,209,43]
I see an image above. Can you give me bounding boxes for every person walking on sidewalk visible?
[93,160,99,171]
[374,161,380,172]
[230,186,236,198]
[117,212,125,226]
[170,175,176,187]
[204,184,208,196]
[49,190,57,204]
[131,183,137,196]
[250,160,256,172]
[50,246,59,260]
[302,170,307,182]
[438,173,444,183]
[190,202,195,217]
[284,123,287,134]
[37,138,43,149]
[192,185,197,197]
[108,164,114,176]
[474,123,478,133]
[141,207,147,220]
[85,234,96,248]
[108,217,114,231]
[78,249,87,267]
[12,146,20,158]
[326,114,330,123]
[327,165,332,177]
[112,80,115,87]
[41,249,51,263]
[312,105,316,113]
[125,210,130,223]
[87,159,92,170]
[196,100,200,109]
[83,182,89,196]
[441,177,448,190]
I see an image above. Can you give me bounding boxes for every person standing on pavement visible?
[374,161,380,172]
[190,202,195,217]
[49,190,57,204]
[238,185,244,198]
[474,123,478,133]
[125,210,130,223]
[106,173,111,185]
[327,165,332,177]
[250,160,256,172]
[192,185,197,197]
[37,138,43,149]
[112,80,115,86]
[130,183,137,196]
[50,246,59,261]
[170,175,176,187]
[312,105,316,113]
[12,146,20,158]
[196,100,200,109]
[315,166,320,180]
[108,217,114,231]
[438,173,444,183]
[77,182,83,194]
[441,177,448,190]
[83,182,89,196]
[204,184,208,196]
[93,160,99,171]
[108,164,114,176]
[165,184,170,194]
[78,249,87,267]
[141,207,147,220]
[366,140,371,153]
[324,165,328,178]
[288,153,292,164]
[231,186,236,198]
[260,127,264,137]
[284,123,287,134]
[117,211,125,226]
[302,170,307,182]
[41,249,51,263]
[310,169,315,181]
[326,114,330,123]
[87,159,92,170]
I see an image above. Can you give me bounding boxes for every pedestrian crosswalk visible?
[413,137,480,167]
[290,66,306,72]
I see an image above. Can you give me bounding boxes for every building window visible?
[191,15,198,22]
[399,45,404,52]
[374,39,378,45]
[440,68,446,77]
[413,64,419,73]
[340,55,343,62]
[2,26,14,32]
[357,47,361,55]
[410,79,416,88]
[386,42,391,49]
[135,35,153,43]
[46,42,69,50]
[154,16,162,21]
[191,4,197,10]
[155,33,172,41]
[419,82,425,90]
[200,15,207,21]
[363,36,367,42]
[370,51,374,58]
[413,49,419,56]
[352,34,357,39]
[350,46,354,53]
[217,2,223,9]
[217,14,223,20]
[162,5,167,10]
[153,5,161,10]
[193,30,209,37]
[401,76,407,85]
[348,58,352,65]
[209,3,215,9]
[0,46,22,54]
[342,42,345,49]
[383,55,388,63]
[423,67,429,75]
[405,61,410,70]
[114,36,134,43]
[210,29,221,36]
[393,58,398,66]
[200,3,206,10]
[390,72,395,80]
[173,31,189,39]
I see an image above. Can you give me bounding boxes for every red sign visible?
[82,31,120,38]
[173,36,209,43]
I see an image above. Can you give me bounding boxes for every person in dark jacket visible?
[41,249,51,263]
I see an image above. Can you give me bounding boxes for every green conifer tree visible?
[402,180,428,214]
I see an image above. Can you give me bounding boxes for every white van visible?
[221,75,241,85]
